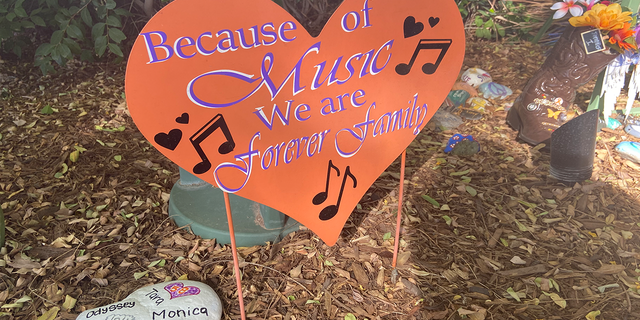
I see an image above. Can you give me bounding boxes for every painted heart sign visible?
[125,0,465,246]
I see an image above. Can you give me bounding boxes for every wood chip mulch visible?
[1,36,640,320]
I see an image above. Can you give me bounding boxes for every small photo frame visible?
[581,29,606,54]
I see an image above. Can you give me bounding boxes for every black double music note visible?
[313,160,357,221]
[191,114,236,174]
[395,39,452,76]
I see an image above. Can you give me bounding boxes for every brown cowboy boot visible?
[507,26,618,146]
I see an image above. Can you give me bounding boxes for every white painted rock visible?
[478,82,513,99]
[460,68,492,88]
[77,280,222,320]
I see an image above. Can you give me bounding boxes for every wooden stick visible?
[223,192,246,320]
[392,150,406,268]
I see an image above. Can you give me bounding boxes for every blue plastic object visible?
[616,141,640,163]
[444,134,475,153]
[606,117,622,130]
[169,167,300,246]
[624,124,640,138]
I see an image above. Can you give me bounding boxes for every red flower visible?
[609,22,637,51]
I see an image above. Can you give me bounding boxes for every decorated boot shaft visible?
[507,26,618,145]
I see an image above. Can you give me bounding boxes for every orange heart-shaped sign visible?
[126,0,465,246]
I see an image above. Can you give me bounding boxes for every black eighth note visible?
[313,160,357,221]
[395,39,452,75]
[313,160,340,205]
[190,114,235,174]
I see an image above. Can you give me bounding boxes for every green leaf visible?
[57,43,71,58]
[96,139,105,146]
[548,292,566,308]
[91,22,105,40]
[482,29,492,39]
[35,43,53,56]
[63,38,82,54]
[450,169,470,176]
[40,105,54,114]
[506,287,521,302]
[549,278,560,292]
[114,155,122,161]
[305,300,320,305]
[442,215,452,226]
[67,24,83,39]
[500,238,509,247]
[534,277,542,288]
[105,0,117,9]
[106,15,121,27]
[15,296,32,304]
[69,150,79,163]
[484,19,494,28]
[475,16,484,27]
[50,30,64,45]
[114,8,131,16]
[133,270,148,280]
[108,28,126,43]
[383,232,392,240]
[61,295,76,311]
[14,6,27,18]
[148,259,163,268]
[108,43,123,57]
[345,314,357,320]
[518,200,536,208]
[465,186,477,197]
[515,220,528,232]
[20,20,35,28]
[6,12,16,21]
[586,310,601,320]
[421,195,440,208]
[95,35,107,57]
[36,307,59,320]
[80,8,92,26]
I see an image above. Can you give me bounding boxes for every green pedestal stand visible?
[168,168,300,247]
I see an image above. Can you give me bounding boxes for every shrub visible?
[0,0,132,74]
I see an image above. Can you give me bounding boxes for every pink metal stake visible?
[223,192,246,320]
[392,150,406,269]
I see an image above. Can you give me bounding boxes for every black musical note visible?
[395,39,452,75]
[313,160,340,205]
[190,114,236,174]
[313,162,357,221]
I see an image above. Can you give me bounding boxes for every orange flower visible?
[569,3,632,31]
[609,22,637,51]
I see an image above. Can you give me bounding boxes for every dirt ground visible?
[2,32,640,320]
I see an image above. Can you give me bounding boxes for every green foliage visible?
[458,0,542,41]
[0,0,132,74]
